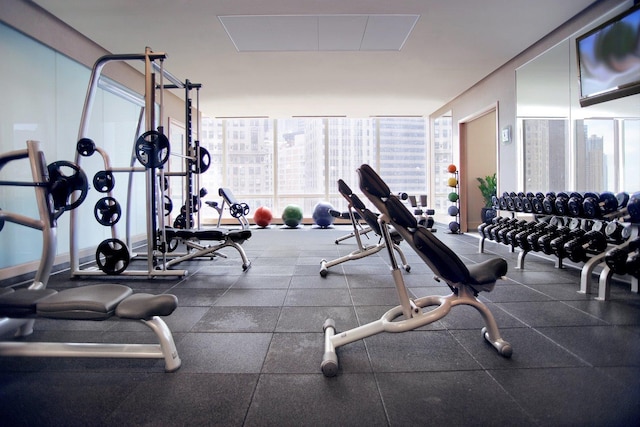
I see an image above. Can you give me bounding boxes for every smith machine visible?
[70,48,209,278]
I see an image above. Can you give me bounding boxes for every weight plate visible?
[135,130,170,168]
[191,146,211,174]
[94,196,121,226]
[47,161,89,211]
[164,195,173,216]
[95,238,130,275]
[93,170,115,193]
[76,138,96,157]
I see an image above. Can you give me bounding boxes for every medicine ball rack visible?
[69,48,206,278]
[479,191,639,300]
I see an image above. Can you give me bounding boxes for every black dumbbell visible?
[531,192,545,214]
[582,192,618,219]
[550,228,585,258]
[538,226,570,255]
[563,230,608,263]
[604,238,640,275]
[625,252,640,278]
[489,218,518,241]
[608,193,640,223]
[542,192,556,215]
[554,192,570,216]
[479,216,506,239]
[605,221,631,244]
[567,192,586,217]
[515,221,548,250]
[505,220,536,246]
[527,223,557,252]
[498,219,527,244]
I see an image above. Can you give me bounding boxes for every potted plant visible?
[477,173,497,223]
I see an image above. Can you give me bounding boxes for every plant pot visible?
[481,207,496,224]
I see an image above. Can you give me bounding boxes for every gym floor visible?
[1,224,639,426]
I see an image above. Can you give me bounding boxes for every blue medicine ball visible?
[312,202,335,228]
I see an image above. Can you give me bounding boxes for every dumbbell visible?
[604,238,640,275]
[493,218,523,243]
[487,217,517,241]
[554,192,570,216]
[550,228,585,258]
[582,192,618,219]
[607,192,640,223]
[625,252,640,278]
[527,223,557,252]
[512,192,526,212]
[478,216,505,238]
[531,192,545,214]
[503,220,534,246]
[605,221,631,244]
[538,226,570,255]
[515,221,548,251]
[563,230,608,263]
[497,219,527,244]
[542,192,556,215]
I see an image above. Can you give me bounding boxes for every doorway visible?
[459,107,497,232]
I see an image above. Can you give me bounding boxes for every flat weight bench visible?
[0,284,181,372]
[319,179,410,277]
[321,164,512,377]
[163,227,252,271]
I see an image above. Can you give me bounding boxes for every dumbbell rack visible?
[480,208,639,301]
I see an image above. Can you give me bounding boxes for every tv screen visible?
[576,4,640,107]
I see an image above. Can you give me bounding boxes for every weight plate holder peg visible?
[135,130,170,168]
[94,196,122,226]
[95,238,130,275]
[47,161,89,211]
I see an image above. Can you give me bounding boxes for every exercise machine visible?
[0,141,181,371]
[319,179,409,277]
[321,164,511,377]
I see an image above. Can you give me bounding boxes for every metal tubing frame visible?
[0,141,182,371]
[71,48,191,278]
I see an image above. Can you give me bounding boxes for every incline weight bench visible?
[206,187,251,229]
[321,164,512,377]
[319,179,410,277]
[0,141,181,371]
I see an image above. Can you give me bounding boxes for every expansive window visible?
[198,117,427,220]
[522,118,569,192]
[432,114,454,214]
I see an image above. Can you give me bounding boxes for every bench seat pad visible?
[36,284,132,320]
[0,289,58,317]
[115,293,178,320]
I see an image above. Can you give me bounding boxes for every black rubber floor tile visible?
[377,370,537,426]
[244,373,387,426]
[496,300,608,327]
[491,367,639,426]
[276,306,358,332]
[193,306,281,332]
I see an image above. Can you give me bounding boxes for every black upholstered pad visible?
[36,284,132,320]
[226,229,252,242]
[115,293,178,320]
[165,227,251,242]
[0,289,58,317]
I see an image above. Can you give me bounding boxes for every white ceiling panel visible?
[361,15,420,51]
[219,15,319,51]
[318,15,369,51]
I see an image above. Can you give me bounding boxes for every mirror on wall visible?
[516,4,640,195]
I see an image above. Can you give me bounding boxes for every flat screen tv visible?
[576,4,640,107]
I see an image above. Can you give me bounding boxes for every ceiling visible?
[33,0,597,118]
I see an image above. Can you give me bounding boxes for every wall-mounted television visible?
[576,3,640,107]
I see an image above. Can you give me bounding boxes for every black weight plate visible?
[135,130,170,168]
[94,196,121,226]
[93,170,115,193]
[76,138,96,157]
[47,161,89,211]
[95,238,129,275]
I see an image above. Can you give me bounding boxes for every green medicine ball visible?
[448,192,459,202]
[282,204,303,227]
